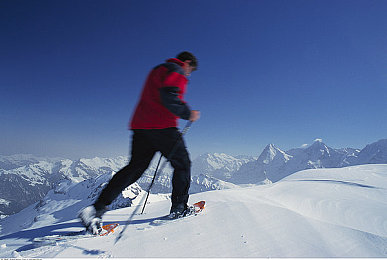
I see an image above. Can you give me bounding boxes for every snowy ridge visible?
[137,171,238,194]
[0,164,386,257]
[356,139,387,164]
[0,156,128,217]
[0,154,60,171]
[0,172,152,236]
[231,139,386,184]
[190,174,239,192]
[1,138,387,218]
[191,152,255,180]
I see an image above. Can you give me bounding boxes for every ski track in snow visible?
[1,164,387,257]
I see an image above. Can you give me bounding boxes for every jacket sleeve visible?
[159,86,191,120]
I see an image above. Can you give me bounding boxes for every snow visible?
[1,164,387,257]
[2,139,386,218]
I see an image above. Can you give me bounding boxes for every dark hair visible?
[176,51,198,70]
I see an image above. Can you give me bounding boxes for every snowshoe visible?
[168,204,198,219]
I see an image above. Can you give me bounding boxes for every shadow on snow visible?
[0,215,163,253]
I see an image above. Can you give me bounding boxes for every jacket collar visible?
[166,58,184,67]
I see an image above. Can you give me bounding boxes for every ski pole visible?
[115,121,193,244]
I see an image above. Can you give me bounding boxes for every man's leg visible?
[146,128,191,212]
[169,141,191,212]
[94,130,156,210]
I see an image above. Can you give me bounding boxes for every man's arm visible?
[159,87,191,120]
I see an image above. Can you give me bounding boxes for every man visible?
[79,51,200,234]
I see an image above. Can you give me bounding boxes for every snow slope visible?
[1,164,386,258]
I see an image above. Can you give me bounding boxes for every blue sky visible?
[1,0,386,160]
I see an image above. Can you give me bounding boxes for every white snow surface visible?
[1,164,387,257]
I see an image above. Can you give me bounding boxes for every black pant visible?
[94,128,191,211]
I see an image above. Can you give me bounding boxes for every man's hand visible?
[189,110,200,122]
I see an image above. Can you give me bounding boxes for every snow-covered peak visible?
[257,144,292,164]
[303,139,327,150]
[287,139,332,160]
[356,139,387,164]
[77,156,128,170]
[195,153,238,168]
[0,154,53,171]
[191,152,255,180]
[306,140,331,158]
[299,138,324,149]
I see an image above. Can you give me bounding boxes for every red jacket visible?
[130,58,191,129]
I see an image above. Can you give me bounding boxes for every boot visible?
[168,203,192,219]
[78,205,107,235]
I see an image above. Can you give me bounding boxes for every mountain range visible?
[1,138,387,218]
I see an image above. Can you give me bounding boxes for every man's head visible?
[176,51,198,76]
